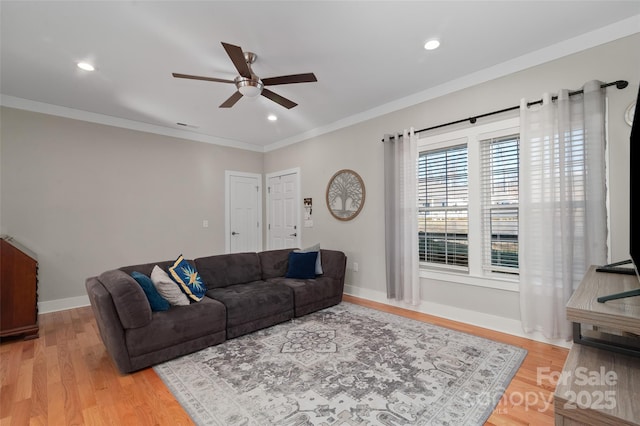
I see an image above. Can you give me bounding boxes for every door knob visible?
[290,233,297,237]
[232,231,240,236]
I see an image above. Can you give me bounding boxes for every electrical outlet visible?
[202,220,209,228]
[353,262,359,272]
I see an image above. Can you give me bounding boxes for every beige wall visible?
[0,108,263,302]
[264,33,640,321]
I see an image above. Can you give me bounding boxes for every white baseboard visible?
[343,284,571,349]
[39,286,571,349]
[39,295,90,314]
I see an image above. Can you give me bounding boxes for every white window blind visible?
[418,144,469,268]
[480,134,519,274]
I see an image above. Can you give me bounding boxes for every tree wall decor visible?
[326,169,365,221]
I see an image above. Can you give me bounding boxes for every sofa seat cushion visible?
[195,253,262,289]
[206,281,293,328]
[267,276,342,308]
[125,297,226,357]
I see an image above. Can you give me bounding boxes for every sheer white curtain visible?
[384,128,420,305]
[519,80,608,340]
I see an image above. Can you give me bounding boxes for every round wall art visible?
[326,169,365,221]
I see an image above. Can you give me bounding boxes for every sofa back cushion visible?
[119,260,175,277]
[258,248,293,279]
[195,252,262,289]
[98,269,152,329]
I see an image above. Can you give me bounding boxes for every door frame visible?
[225,170,263,253]
[266,167,301,249]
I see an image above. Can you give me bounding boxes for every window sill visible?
[419,267,520,292]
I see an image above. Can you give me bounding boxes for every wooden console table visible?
[554,266,640,425]
[0,237,39,339]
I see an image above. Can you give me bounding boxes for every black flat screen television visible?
[632,85,640,279]
[596,83,640,302]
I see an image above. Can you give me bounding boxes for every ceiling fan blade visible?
[262,73,317,86]
[221,42,251,78]
[172,73,234,84]
[220,91,243,108]
[262,88,297,109]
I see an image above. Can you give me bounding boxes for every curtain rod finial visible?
[616,80,628,90]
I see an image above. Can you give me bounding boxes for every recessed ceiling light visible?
[77,62,95,71]
[267,114,278,122]
[424,39,440,51]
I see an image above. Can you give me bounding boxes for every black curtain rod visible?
[383,80,628,141]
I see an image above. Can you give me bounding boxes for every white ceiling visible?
[1,1,639,151]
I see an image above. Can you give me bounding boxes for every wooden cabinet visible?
[0,237,39,339]
[554,266,640,425]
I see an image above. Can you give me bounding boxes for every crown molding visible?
[264,14,640,152]
[0,95,265,153]
[2,14,637,155]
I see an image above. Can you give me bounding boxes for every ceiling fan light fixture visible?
[173,42,316,109]
[236,77,264,97]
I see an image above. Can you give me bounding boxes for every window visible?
[480,135,519,274]
[417,117,520,289]
[418,144,469,268]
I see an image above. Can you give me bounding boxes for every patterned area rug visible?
[154,302,526,425]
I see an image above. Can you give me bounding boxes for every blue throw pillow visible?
[131,271,170,312]
[169,255,206,302]
[286,251,318,279]
[295,243,323,275]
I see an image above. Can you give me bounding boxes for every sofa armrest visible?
[85,277,134,373]
[97,269,152,329]
[319,249,347,286]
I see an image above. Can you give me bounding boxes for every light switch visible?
[202,220,209,228]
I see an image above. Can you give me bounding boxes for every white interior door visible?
[226,171,262,253]
[267,169,300,249]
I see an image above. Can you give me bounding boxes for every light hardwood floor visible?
[0,295,568,425]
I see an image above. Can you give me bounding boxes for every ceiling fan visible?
[172,42,317,109]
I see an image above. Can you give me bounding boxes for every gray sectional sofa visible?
[85,248,346,374]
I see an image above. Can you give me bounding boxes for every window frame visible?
[418,140,470,270]
[480,134,520,275]
[417,117,520,292]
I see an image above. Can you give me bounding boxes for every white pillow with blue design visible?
[169,255,206,302]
